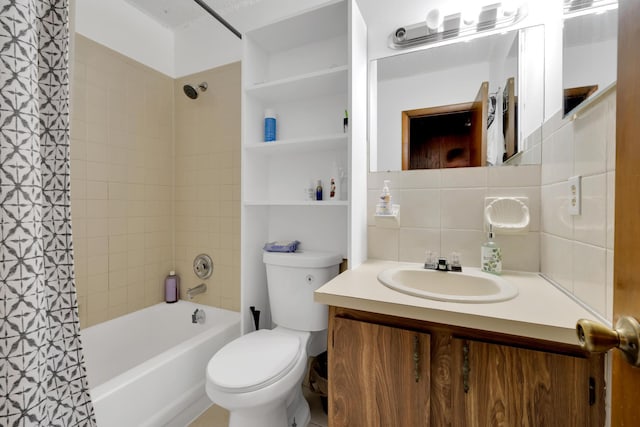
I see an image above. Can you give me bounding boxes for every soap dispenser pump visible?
[481,224,502,275]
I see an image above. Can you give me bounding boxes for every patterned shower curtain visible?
[0,0,95,425]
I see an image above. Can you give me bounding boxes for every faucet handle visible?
[450,252,462,272]
[424,251,438,269]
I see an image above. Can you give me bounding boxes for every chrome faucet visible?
[424,251,462,272]
[186,283,207,299]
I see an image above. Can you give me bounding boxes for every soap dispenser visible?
[376,180,392,215]
[481,224,502,275]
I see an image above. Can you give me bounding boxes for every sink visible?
[377,267,518,303]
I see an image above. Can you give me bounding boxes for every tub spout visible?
[187,283,206,299]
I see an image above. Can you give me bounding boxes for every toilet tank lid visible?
[263,251,343,268]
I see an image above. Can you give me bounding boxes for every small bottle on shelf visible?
[315,180,323,201]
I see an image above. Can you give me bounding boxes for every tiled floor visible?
[188,386,328,427]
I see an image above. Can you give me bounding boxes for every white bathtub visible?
[81,301,240,427]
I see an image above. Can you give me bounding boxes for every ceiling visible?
[123,0,265,30]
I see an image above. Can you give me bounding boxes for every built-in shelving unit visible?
[240,0,368,333]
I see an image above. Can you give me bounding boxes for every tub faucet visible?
[192,308,206,324]
[187,283,206,299]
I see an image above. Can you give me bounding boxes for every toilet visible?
[206,251,342,427]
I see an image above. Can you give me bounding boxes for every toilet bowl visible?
[206,328,311,427]
[205,250,342,427]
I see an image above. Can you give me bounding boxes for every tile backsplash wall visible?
[367,89,615,320]
[71,35,174,327]
[540,89,616,320]
[174,63,241,312]
[368,165,541,272]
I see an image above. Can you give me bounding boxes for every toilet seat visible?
[207,330,301,394]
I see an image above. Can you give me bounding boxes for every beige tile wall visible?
[71,35,174,327]
[173,64,241,312]
[540,90,616,320]
[71,37,242,327]
[367,165,541,272]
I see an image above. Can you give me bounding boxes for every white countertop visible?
[314,259,606,346]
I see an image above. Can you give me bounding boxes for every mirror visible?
[369,25,545,172]
[562,5,617,117]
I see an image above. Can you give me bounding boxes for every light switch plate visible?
[568,175,582,216]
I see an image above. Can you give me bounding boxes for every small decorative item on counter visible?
[264,108,276,142]
[375,180,393,215]
[316,180,323,201]
[481,224,502,274]
[263,240,300,253]
[165,271,179,303]
[343,109,349,133]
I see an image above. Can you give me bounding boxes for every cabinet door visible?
[329,317,431,427]
[452,339,598,427]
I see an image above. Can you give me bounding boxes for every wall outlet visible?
[568,175,582,216]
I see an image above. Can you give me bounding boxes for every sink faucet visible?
[424,251,462,272]
[187,283,207,299]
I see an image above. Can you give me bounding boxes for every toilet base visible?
[228,386,310,427]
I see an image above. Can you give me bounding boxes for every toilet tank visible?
[263,251,342,332]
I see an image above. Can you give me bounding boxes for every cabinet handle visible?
[413,335,420,383]
[462,341,470,393]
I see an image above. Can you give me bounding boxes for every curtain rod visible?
[192,0,242,39]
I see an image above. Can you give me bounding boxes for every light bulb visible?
[462,4,481,25]
[426,9,443,31]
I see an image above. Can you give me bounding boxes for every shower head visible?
[183,82,208,99]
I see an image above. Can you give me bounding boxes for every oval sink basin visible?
[377,267,518,303]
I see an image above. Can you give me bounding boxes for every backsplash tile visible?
[540,89,616,319]
[369,164,541,272]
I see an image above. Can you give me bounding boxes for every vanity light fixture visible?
[563,0,617,18]
[390,1,527,49]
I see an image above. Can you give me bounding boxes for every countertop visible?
[314,259,607,346]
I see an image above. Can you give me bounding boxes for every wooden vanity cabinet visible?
[328,307,605,427]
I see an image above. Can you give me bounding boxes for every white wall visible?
[75,0,175,77]
[563,39,617,93]
[376,62,489,171]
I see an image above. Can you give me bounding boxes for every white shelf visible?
[244,200,348,207]
[247,0,347,53]
[246,66,348,103]
[245,133,348,154]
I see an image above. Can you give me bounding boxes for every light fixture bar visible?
[390,2,526,49]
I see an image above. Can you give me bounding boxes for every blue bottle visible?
[264,109,276,142]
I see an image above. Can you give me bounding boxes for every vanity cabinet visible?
[328,307,605,427]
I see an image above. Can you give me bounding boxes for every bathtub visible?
[81,301,240,427]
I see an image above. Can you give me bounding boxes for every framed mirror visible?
[562,3,618,117]
[369,25,545,172]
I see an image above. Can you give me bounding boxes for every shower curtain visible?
[0,0,95,425]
